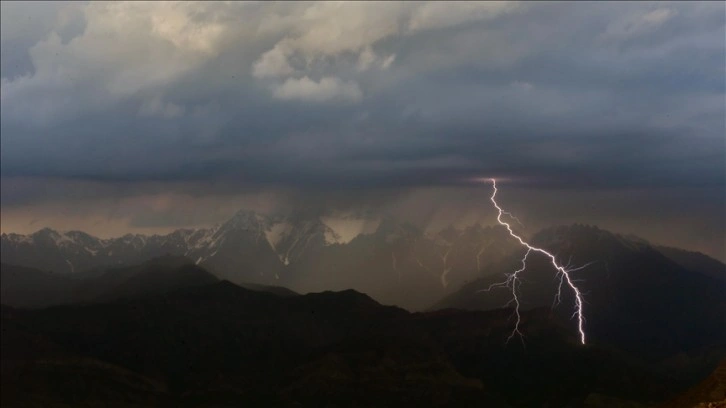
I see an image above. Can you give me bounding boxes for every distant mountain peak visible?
[32,227,60,238]
[226,210,270,229]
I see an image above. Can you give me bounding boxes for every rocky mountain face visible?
[1,210,519,310]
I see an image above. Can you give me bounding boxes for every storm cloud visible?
[1,2,724,259]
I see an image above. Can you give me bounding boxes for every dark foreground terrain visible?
[2,223,725,407]
[0,273,719,407]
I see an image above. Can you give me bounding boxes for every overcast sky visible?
[1,1,724,260]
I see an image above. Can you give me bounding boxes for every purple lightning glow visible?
[483,178,589,345]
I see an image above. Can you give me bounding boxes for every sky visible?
[1,1,724,260]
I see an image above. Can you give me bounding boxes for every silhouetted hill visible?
[659,359,726,407]
[72,255,219,303]
[0,264,77,308]
[237,282,299,297]
[656,246,726,282]
[1,256,219,308]
[96,263,219,303]
[1,257,304,309]
[1,280,688,407]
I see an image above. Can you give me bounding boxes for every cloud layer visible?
[1,1,724,258]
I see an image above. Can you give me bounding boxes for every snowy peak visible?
[65,230,106,247]
[1,210,391,273]
[199,211,272,255]
[26,228,104,250]
[1,232,34,245]
[31,228,63,244]
[319,215,381,245]
[217,210,271,236]
[268,217,331,265]
[247,210,383,265]
[120,234,148,250]
[184,227,219,251]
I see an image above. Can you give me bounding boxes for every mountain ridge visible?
[2,211,518,309]
[1,278,686,407]
[3,217,723,311]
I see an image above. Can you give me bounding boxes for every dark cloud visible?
[0,2,724,258]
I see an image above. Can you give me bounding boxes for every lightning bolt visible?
[479,247,530,344]
[485,178,590,345]
[501,211,524,228]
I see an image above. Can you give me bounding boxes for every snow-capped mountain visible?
[0,227,219,276]
[1,210,519,309]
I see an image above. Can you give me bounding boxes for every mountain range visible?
[1,210,521,310]
[2,210,724,313]
[1,220,725,406]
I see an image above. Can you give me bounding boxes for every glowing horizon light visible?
[482,178,589,345]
